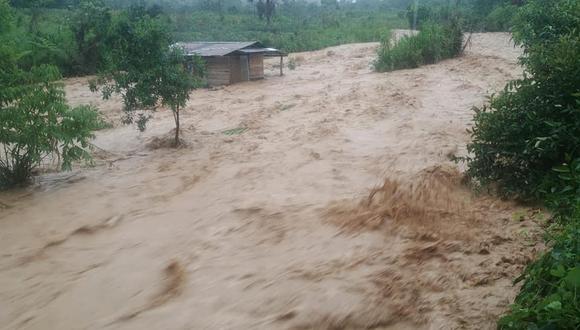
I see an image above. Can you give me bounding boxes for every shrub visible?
[0,1,100,188]
[287,57,297,70]
[0,65,101,188]
[375,32,423,71]
[465,0,580,200]
[374,20,462,72]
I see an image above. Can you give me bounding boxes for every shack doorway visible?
[240,55,250,81]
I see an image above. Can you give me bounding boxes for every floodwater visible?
[0,33,542,329]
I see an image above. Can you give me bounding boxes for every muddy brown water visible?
[0,33,542,329]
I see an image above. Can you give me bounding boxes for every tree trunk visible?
[174,107,180,147]
[29,8,40,33]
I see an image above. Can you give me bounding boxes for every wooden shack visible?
[176,41,286,86]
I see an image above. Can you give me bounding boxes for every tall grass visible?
[374,20,463,72]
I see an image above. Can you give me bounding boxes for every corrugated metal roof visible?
[238,47,286,56]
[176,41,261,57]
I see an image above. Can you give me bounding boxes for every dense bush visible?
[462,0,580,328]
[374,19,462,72]
[0,67,101,188]
[465,0,580,200]
[0,0,101,188]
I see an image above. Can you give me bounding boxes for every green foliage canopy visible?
[90,5,204,146]
[0,0,101,188]
[465,0,580,200]
[69,0,112,74]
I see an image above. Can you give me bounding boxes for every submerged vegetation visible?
[374,19,462,72]
[374,0,464,72]
[372,0,524,73]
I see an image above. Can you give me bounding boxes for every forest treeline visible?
[4,0,516,77]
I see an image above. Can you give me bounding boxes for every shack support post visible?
[280,56,284,76]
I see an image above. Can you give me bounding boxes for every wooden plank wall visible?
[249,54,264,80]
[229,56,243,84]
[205,54,264,86]
[205,57,231,86]
[240,55,250,81]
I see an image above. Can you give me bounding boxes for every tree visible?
[256,0,275,23]
[406,3,434,29]
[0,0,101,188]
[90,5,204,147]
[69,0,112,74]
[157,48,205,145]
[9,0,55,32]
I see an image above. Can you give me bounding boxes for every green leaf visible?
[550,264,566,278]
[544,300,562,311]
[553,166,570,173]
[564,267,580,288]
